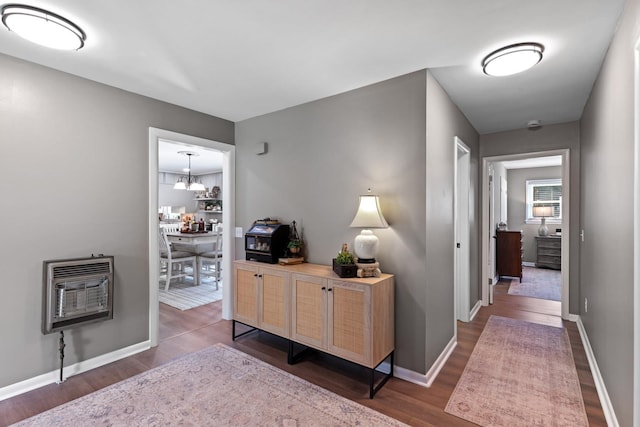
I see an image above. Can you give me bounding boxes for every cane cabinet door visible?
[291,273,327,350]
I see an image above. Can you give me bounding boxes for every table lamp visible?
[532,206,553,236]
[349,190,388,263]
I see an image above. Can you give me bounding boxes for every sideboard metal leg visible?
[369,351,394,398]
[232,320,258,341]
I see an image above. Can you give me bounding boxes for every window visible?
[525,179,562,223]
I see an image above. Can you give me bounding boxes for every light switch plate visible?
[235,227,243,238]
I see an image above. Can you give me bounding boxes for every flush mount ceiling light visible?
[482,42,544,76]
[1,4,86,50]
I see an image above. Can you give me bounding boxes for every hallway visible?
[1,290,606,426]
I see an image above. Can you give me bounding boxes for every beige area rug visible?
[445,315,588,427]
[158,278,222,310]
[14,343,406,427]
[508,266,561,301]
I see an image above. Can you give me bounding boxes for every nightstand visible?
[535,235,561,269]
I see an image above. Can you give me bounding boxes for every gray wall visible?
[0,53,233,388]
[480,122,581,314]
[506,166,562,262]
[425,71,480,364]
[579,0,639,423]
[236,70,479,373]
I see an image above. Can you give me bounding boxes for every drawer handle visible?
[328,288,333,292]
[321,287,326,291]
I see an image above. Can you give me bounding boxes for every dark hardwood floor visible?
[0,279,607,426]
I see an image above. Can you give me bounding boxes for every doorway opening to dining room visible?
[148,127,236,347]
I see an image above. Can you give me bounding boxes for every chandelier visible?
[173,151,205,191]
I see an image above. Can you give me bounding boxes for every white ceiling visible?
[159,139,223,175]
[0,0,626,136]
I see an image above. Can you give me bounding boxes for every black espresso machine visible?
[245,219,290,264]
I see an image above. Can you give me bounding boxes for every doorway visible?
[148,128,236,347]
[454,136,471,322]
[481,149,570,319]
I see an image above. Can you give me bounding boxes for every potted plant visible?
[287,239,302,255]
[332,243,357,278]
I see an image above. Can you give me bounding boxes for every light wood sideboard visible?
[232,260,395,398]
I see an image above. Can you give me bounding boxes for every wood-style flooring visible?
[0,279,607,426]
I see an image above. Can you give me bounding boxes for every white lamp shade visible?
[188,181,205,191]
[173,180,187,190]
[532,206,553,217]
[349,195,388,228]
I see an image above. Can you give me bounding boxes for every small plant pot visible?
[332,259,357,278]
[289,246,300,255]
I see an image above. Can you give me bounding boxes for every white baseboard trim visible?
[565,313,579,322]
[575,316,619,427]
[0,340,151,402]
[394,365,430,387]
[522,261,536,267]
[394,335,457,388]
[470,300,482,321]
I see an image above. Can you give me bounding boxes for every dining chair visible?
[158,227,198,291]
[197,226,222,289]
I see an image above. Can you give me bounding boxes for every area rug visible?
[445,315,588,427]
[14,343,406,427]
[158,280,222,310]
[508,266,561,301]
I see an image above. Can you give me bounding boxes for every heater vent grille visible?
[43,256,114,334]
[52,262,111,279]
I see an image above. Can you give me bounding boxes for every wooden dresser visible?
[535,235,561,269]
[232,260,394,397]
[496,230,523,282]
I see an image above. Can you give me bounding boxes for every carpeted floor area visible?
[508,266,561,301]
[13,344,406,427]
[445,315,588,427]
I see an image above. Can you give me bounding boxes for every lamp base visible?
[538,218,549,236]
[353,229,380,261]
[356,261,381,278]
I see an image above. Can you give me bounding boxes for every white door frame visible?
[148,128,235,346]
[481,149,570,320]
[454,136,471,323]
[487,163,496,303]
[633,34,640,427]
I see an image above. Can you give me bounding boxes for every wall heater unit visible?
[42,255,114,335]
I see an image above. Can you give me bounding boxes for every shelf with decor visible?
[194,198,222,214]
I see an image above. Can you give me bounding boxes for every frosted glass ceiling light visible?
[482,43,544,76]
[1,4,86,50]
[174,151,205,191]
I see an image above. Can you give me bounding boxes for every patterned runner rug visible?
[508,266,561,301]
[14,343,406,426]
[158,279,222,310]
[445,315,588,427]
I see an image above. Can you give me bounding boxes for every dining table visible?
[167,230,223,285]
[166,231,221,246]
